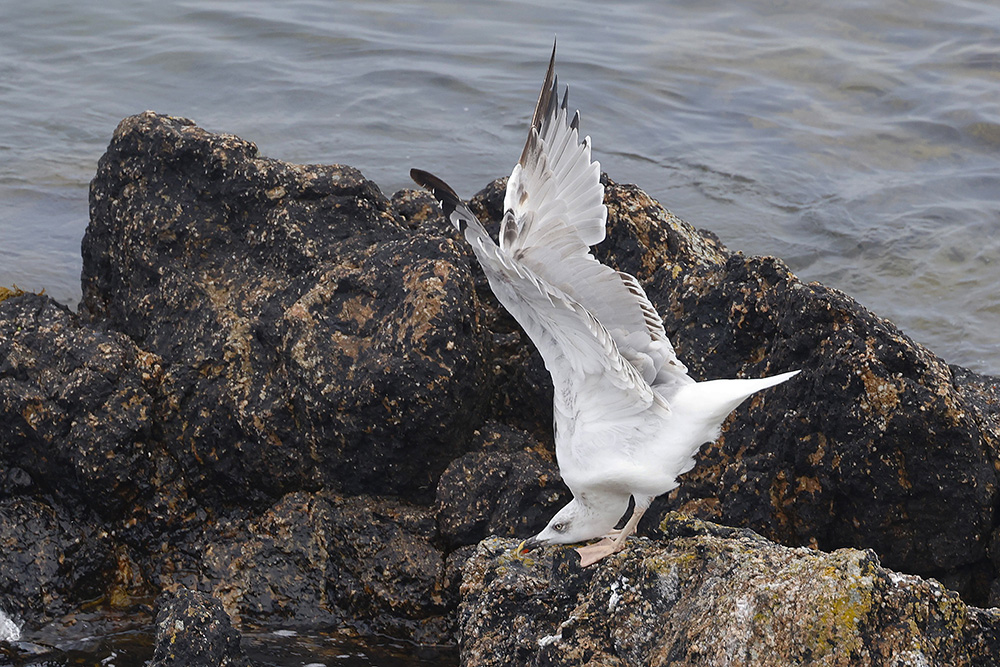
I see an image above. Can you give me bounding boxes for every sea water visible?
[1,1,997,372]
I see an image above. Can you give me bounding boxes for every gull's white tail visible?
[672,369,800,439]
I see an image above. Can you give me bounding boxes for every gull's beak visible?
[517,537,542,555]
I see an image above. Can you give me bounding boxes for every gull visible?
[411,43,799,567]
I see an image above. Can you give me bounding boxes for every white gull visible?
[411,43,799,567]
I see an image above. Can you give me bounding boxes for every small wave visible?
[0,609,21,642]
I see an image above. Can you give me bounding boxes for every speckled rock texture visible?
[150,491,451,642]
[1,112,998,656]
[459,514,1000,667]
[150,587,249,667]
[82,111,487,508]
[0,497,112,623]
[435,421,570,550]
[0,113,521,638]
[0,293,161,519]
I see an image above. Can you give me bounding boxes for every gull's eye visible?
[553,522,567,533]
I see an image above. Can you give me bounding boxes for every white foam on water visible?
[0,608,21,642]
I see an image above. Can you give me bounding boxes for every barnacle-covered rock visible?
[150,587,249,667]
[0,497,112,624]
[459,514,1000,666]
[0,293,161,520]
[435,422,569,550]
[82,112,489,507]
[151,491,452,642]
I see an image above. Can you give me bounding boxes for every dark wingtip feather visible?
[410,168,462,219]
[519,42,560,166]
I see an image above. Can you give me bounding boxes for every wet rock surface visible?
[150,587,249,667]
[82,112,487,508]
[435,422,569,551]
[151,491,451,642]
[0,293,161,520]
[460,514,1000,667]
[0,497,112,624]
[0,112,998,661]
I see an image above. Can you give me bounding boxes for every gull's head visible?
[518,497,622,553]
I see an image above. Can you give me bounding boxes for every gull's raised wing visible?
[471,228,666,422]
[412,168,662,422]
[501,43,688,390]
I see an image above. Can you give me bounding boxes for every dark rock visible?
[466,184,556,440]
[151,587,248,667]
[0,497,113,625]
[0,293,161,520]
[459,514,1000,666]
[390,186,451,234]
[435,422,569,550]
[0,291,197,567]
[443,544,478,613]
[82,112,489,508]
[394,183,555,441]
[151,491,451,642]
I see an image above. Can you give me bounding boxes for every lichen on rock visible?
[459,514,1000,666]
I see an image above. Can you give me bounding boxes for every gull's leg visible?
[607,504,646,551]
[575,506,648,567]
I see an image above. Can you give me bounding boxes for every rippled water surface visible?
[2,625,457,667]
[1,604,457,667]
[2,0,998,372]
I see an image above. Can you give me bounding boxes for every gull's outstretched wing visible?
[473,227,665,422]
[412,168,662,422]
[500,44,689,392]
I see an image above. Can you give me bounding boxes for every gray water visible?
[1,1,998,372]
[2,623,457,667]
